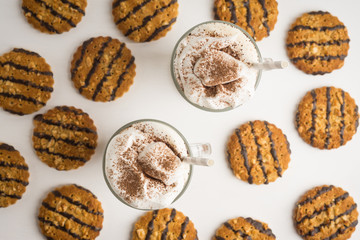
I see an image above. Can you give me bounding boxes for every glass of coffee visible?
[171,20,264,112]
[103,119,211,210]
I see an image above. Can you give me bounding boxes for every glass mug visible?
[171,20,274,112]
[103,119,211,210]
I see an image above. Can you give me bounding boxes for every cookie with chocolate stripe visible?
[32,106,97,170]
[38,184,104,240]
[294,185,358,240]
[213,217,276,240]
[0,48,54,115]
[227,120,291,185]
[286,11,350,75]
[296,87,359,149]
[0,143,29,208]
[22,0,87,34]
[112,0,179,42]
[132,208,198,240]
[71,36,136,102]
[214,0,278,41]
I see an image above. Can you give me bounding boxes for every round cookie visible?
[213,216,276,240]
[38,184,104,240]
[112,0,179,42]
[32,106,98,170]
[214,0,278,41]
[132,208,198,240]
[294,185,358,240]
[22,0,87,34]
[71,36,136,102]
[296,86,359,149]
[286,11,350,75]
[0,48,54,115]
[0,143,29,208]
[227,120,291,185]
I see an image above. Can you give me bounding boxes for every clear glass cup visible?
[102,119,211,210]
[171,20,263,112]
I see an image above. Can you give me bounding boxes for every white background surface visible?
[1,0,360,239]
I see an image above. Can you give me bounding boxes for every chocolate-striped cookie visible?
[0,48,54,115]
[32,106,97,170]
[286,11,350,75]
[296,87,359,149]
[38,184,104,240]
[71,36,136,102]
[214,0,278,41]
[0,143,29,208]
[227,120,291,185]
[22,0,87,34]
[294,185,358,240]
[213,217,276,240]
[112,0,179,42]
[132,208,198,240]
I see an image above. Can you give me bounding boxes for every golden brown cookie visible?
[213,216,276,240]
[32,106,98,170]
[71,36,136,102]
[214,0,278,41]
[296,87,359,149]
[294,185,358,240]
[0,143,29,208]
[22,0,87,34]
[227,120,291,185]
[38,184,104,240]
[286,11,350,75]
[0,48,54,115]
[112,0,179,42]
[132,208,198,240]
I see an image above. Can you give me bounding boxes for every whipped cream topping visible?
[105,121,190,209]
[173,22,260,109]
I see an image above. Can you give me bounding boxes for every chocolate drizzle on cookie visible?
[22,0,87,34]
[178,216,190,240]
[225,0,238,24]
[286,11,349,74]
[297,87,358,149]
[0,143,29,207]
[32,106,97,170]
[249,121,268,184]
[0,61,53,76]
[245,217,276,238]
[297,192,349,224]
[235,128,253,184]
[298,185,334,207]
[79,37,112,93]
[264,121,283,177]
[258,0,270,35]
[145,210,159,240]
[224,222,251,239]
[161,209,177,240]
[113,0,178,42]
[71,37,135,102]
[38,184,103,240]
[243,0,255,37]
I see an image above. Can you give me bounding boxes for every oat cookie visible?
[286,11,350,75]
[227,120,290,185]
[112,0,179,42]
[294,185,358,240]
[0,143,29,208]
[71,36,136,102]
[132,208,198,240]
[22,0,87,34]
[214,0,278,41]
[296,87,359,149]
[32,106,97,170]
[0,48,54,115]
[38,184,104,240]
[213,217,276,240]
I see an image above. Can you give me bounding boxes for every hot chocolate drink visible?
[172,21,261,111]
[104,120,191,209]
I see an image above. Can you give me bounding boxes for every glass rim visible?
[170,20,263,112]
[102,118,193,211]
